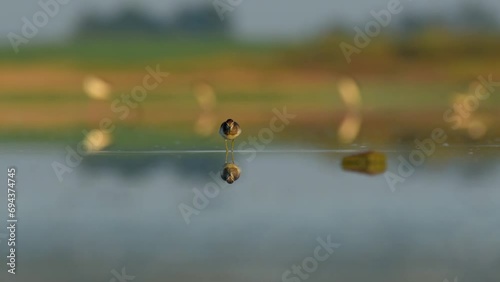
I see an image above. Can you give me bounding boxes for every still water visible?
[1,145,500,282]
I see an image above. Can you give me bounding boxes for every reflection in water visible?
[5,147,500,282]
[221,151,241,184]
[342,151,387,175]
[221,162,241,184]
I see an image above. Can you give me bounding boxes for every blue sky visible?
[0,0,499,44]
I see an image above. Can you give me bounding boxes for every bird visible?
[219,119,242,155]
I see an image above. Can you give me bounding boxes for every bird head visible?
[226,176,235,184]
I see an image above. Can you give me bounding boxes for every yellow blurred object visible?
[337,76,363,144]
[83,129,112,153]
[342,151,387,175]
[451,93,471,128]
[194,113,217,137]
[193,82,218,136]
[451,86,488,140]
[467,120,487,140]
[338,77,361,109]
[338,113,362,144]
[194,82,216,112]
[83,76,112,100]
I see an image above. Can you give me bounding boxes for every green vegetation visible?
[1,34,499,148]
[0,36,283,69]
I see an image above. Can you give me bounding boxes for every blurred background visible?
[1,0,500,282]
[1,0,499,148]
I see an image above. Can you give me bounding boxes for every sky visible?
[0,0,499,45]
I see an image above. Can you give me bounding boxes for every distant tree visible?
[76,3,229,38]
[77,6,166,36]
[393,2,499,36]
[170,3,229,35]
[454,2,499,32]
[394,11,449,37]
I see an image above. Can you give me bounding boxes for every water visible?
[1,146,500,282]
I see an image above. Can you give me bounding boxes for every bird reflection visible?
[221,151,241,184]
[221,163,241,184]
